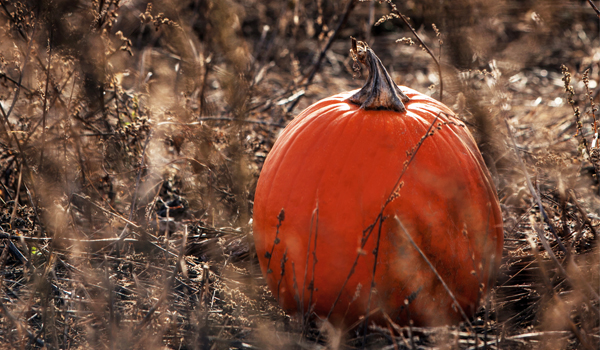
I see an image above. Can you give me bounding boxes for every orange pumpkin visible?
[252,41,503,328]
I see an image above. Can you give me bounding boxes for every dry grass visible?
[0,0,598,349]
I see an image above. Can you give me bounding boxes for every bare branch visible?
[385,0,444,102]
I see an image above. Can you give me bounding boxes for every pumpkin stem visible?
[349,39,410,112]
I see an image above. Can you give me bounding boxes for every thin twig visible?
[71,193,140,228]
[362,215,386,345]
[0,0,28,42]
[22,70,75,146]
[0,231,138,244]
[7,240,27,264]
[385,0,443,102]
[287,0,359,112]
[396,217,475,332]
[39,28,53,171]
[587,0,600,17]
[0,20,43,227]
[265,209,284,281]
[503,118,600,302]
[324,113,443,324]
[110,129,153,252]
[366,1,375,45]
[133,226,188,336]
[0,243,45,347]
[301,206,317,327]
[0,73,32,94]
[196,117,284,127]
[9,163,23,229]
[1,27,34,123]
[0,229,174,259]
[568,189,597,239]
[198,53,212,117]
[303,205,319,333]
[562,65,600,179]
[526,232,595,350]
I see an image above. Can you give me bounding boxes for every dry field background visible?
[0,0,598,349]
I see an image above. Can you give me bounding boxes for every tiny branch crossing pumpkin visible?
[252,41,503,328]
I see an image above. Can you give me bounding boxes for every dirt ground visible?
[0,0,598,349]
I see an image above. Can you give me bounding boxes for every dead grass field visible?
[0,0,598,349]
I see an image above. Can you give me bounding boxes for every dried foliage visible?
[0,0,598,349]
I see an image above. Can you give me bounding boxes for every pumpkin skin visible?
[252,45,503,328]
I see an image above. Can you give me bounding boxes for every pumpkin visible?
[252,40,503,328]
